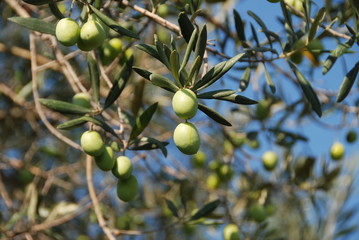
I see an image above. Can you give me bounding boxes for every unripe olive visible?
[262,151,278,171]
[248,204,267,222]
[346,130,357,143]
[223,224,241,240]
[101,38,123,65]
[192,150,206,168]
[117,175,138,202]
[173,122,200,155]
[80,131,105,157]
[330,142,345,161]
[112,156,133,179]
[206,173,220,189]
[218,164,233,181]
[78,20,106,51]
[285,0,304,12]
[56,18,80,46]
[72,92,91,109]
[95,145,115,171]
[157,4,169,17]
[172,89,198,120]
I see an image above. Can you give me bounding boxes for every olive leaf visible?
[149,73,179,92]
[178,12,195,43]
[89,5,139,39]
[250,23,260,47]
[164,198,179,218]
[322,37,355,75]
[104,56,133,109]
[129,102,158,141]
[88,54,100,104]
[247,10,272,48]
[129,137,168,157]
[133,67,153,81]
[198,104,232,126]
[239,67,251,92]
[23,0,60,6]
[263,63,276,93]
[190,199,221,221]
[215,94,257,105]
[57,116,117,137]
[180,30,198,72]
[197,89,235,99]
[38,98,92,115]
[308,8,326,43]
[136,44,161,61]
[8,17,56,35]
[155,35,171,69]
[288,62,322,117]
[49,3,65,20]
[194,25,207,62]
[233,9,246,42]
[170,50,181,86]
[336,61,359,103]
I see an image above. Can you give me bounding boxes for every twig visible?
[29,33,82,151]
[86,155,116,240]
[0,173,14,210]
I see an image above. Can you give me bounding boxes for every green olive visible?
[101,38,123,65]
[80,131,105,157]
[112,156,133,179]
[249,204,267,222]
[330,142,345,160]
[72,93,91,109]
[117,175,138,202]
[172,89,198,120]
[192,150,206,168]
[78,20,106,51]
[56,18,80,46]
[95,145,115,171]
[206,173,220,189]
[223,223,241,240]
[262,151,278,171]
[173,122,200,155]
[346,130,357,143]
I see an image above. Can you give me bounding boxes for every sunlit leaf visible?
[8,17,56,35]
[39,98,92,115]
[308,8,326,43]
[149,73,179,92]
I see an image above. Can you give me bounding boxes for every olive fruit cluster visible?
[172,89,200,155]
[80,131,138,202]
[206,160,234,189]
[55,14,107,51]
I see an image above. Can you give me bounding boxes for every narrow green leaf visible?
[186,56,202,86]
[155,35,171,69]
[178,12,195,43]
[39,98,92,115]
[261,29,281,43]
[288,62,322,117]
[250,23,260,47]
[103,57,133,109]
[197,89,235,99]
[198,104,232,126]
[194,25,207,61]
[216,94,258,105]
[179,29,198,72]
[149,73,179,93]
[8,17,56,35]
[136,44,161,61]
[89,5,139,39]
[164,198,179,218]
[239,67,251,92]
[336,62,359,102]
[245,47,278,54]
[80,116,117,137]
[57,118,87,130]
[322,37,355,75]
[263,63,276,93]
[129,102,158,141]
[128,137,168,157]
[247,10,272,48]
[133,67,152,81]
[88,54,100,103]
[49,3,65,20]
[57,116,117,137]
[23,0,60,6]
[170,50,181,86]
[193,61,226,90]
[190,199,220,221]
[195,53,246,91]
[279,0,294,34]
[308,8,326,43]
[233,9,246,42]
